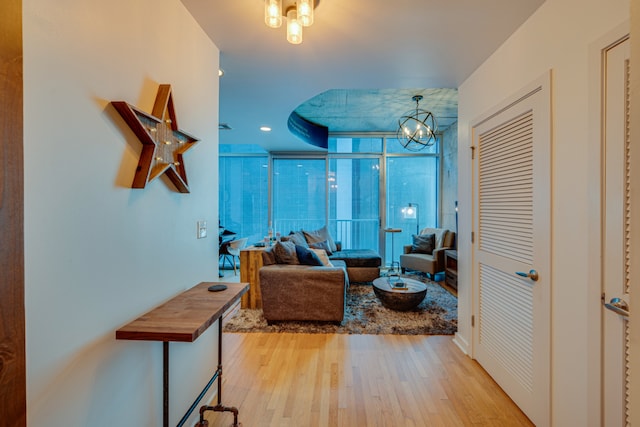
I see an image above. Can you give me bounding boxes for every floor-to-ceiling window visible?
[218,145,269,245]
[328,137,382,251]
[272,157,326,235]
[219,134,441,264]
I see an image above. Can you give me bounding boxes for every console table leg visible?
[163,341,169,427]
[195,321,241,426]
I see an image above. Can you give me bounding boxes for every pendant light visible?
[265,0,318,44]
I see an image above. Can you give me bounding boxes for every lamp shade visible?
[265,0,282,28]
[298,0,314,26]
[286,7,303,44]
[402,205,417,219]
[402,203,419,235]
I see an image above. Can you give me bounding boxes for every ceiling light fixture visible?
[264,0,317,45]
[396,95,438,151]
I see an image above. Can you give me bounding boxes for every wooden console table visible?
[239,246,265,308]
[116,281,248,427]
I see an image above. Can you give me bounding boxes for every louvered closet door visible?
[472,74,551,426]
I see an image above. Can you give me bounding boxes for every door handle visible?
[515,269,539,281]
[604,297,630,318]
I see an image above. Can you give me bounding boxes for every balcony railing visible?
[273,218,380,251]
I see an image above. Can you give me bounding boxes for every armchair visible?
[399,228,455,278]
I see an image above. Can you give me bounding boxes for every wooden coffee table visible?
[372,276,428,311]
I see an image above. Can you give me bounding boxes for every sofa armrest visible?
[403,244,413,254]
[432,246,451,271]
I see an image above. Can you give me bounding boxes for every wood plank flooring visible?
[203,332,533,426]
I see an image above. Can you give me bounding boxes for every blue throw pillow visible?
[295,244,324,266]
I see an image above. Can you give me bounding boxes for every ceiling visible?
[181,0,544,152]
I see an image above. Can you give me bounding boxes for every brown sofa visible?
[399,228,455,277]
[259,246,349,324]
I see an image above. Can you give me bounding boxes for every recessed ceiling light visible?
[260,126,272,132]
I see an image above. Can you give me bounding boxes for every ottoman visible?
[329,249,382,282]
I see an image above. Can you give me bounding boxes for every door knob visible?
[604,297,630,318]
[515,269,539,281]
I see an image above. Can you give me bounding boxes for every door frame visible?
[585,21,630,427]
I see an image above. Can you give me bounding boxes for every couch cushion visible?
[295,245,324,266]
[309,239,333,255]
[283,230,308,247]
[411,233,435,254]
[310,248,333,267]
[329,249,382,268]
[303,225,337,253]
[261,247,277,266]
[273,241,299,264]
[419,227,449,248]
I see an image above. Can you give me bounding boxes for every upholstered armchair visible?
[399,228,455,278]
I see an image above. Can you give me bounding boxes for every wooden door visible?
[0,0,26,424]
[471,73,551,426]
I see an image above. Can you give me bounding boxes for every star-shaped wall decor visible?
[112,84,199,193]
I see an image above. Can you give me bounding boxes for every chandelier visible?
[396,95,438,151]
[265,0,316,44]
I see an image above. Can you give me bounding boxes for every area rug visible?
[223,274,457,335]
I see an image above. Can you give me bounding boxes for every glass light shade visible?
[298,0,314,26]
[286,8,303,44]
[265,0,282,28]
[402,205,417,219]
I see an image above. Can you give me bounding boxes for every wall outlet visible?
[197,220,207,239]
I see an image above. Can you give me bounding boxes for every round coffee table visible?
[372,276,428,311]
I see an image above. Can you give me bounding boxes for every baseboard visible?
[452,332,470,355]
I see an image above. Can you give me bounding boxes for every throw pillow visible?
[273,241,299,264]
[411,233,435,255]
[309,239,333,255]
[295,245,324,266]
[302,225,337,252]
[286,230,308,247]
[310,248,333,267]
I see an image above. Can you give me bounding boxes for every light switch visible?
[197,220,207,239]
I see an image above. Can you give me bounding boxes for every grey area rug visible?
[223,274,457,335]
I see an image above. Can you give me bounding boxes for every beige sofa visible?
[259,246,349,324]
[399,228,455,277]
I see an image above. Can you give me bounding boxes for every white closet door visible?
[472,73,551,426]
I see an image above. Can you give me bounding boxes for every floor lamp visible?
[402,203,419,235]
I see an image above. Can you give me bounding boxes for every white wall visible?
[456,0,628,425]
[23,0,220,425]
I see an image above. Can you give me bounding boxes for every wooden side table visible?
[444,249,458,290]
[239,246,266,308]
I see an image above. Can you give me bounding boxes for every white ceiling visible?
[181,0,544,152]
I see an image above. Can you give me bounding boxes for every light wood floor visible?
[202,332,533,426]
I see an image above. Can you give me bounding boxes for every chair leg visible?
[232,255,237,275]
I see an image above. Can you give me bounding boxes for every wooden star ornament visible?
[112,84,199,193]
